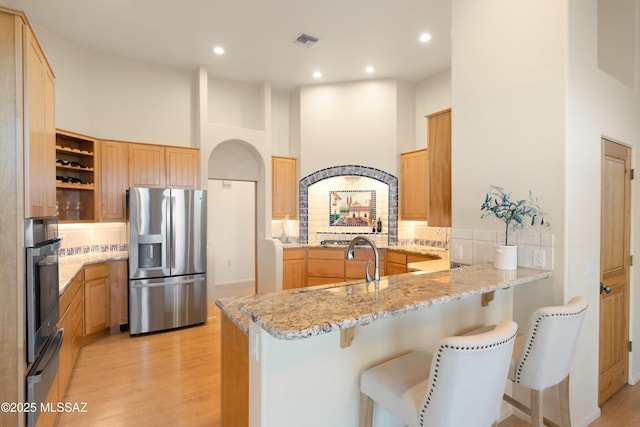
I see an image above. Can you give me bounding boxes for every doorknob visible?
[600,282,612,294]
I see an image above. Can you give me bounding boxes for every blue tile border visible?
[299,165,398,245]
[59,243,128,257]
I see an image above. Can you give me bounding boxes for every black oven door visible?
[25,328,64,427]
[25,237,61,365]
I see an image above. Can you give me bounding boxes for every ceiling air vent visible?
[294,33,319,48]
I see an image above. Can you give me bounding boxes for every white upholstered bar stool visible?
[359,320,518,427]
[504,295,588,427]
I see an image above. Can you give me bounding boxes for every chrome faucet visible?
[345,236,380,282]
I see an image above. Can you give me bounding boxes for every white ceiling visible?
[4,0,451,90]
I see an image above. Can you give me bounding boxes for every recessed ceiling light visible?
[365,66,375,73]
[213,46,225,55]
[313,71,322,78]
[419,33,432,43]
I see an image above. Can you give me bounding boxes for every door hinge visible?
[631,255,634,267]
[629,341,633,352]
[631,169,635,180]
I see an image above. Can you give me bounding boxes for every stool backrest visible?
[419,320,518,427]
[513,295,588,390]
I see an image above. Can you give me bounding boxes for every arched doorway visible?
[206,140,262,301]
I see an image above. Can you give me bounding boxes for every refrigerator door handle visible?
[164,190,176,274]
[130,276,206,288]
[170,193,176,270]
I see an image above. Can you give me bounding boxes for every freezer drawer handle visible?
[131,276,206,288]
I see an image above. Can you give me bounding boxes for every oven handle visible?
[29,328,64,383]
[31,237,62,257]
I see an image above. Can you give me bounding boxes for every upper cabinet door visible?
[99,140,129,221]
[400,149,428,221]
[128,143,165,188]
[24,25,56,218]
[426,109,451,227]
[166,147,200,189]
[272,156,297,219]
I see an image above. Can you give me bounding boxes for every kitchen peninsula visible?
[216,264,551,426]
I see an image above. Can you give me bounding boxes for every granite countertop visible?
[216,264,551,339]
[58,251,129,294]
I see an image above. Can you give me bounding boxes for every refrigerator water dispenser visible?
[138,243,162,268]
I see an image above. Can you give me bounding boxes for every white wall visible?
[270,89,291,156]
[567,0,640,393]
[452,0,640,425]
[415,69,452,150]
[31,23,193,146]
[396,80,417,157]
[208,77,262,130]
[207,180,255,297]
[451,0,570,421]
[298,79,401,177]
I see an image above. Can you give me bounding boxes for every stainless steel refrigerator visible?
[128,187,207,335]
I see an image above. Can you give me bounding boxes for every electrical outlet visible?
[533,249,546,267]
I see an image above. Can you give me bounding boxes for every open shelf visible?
[55,130,97,222]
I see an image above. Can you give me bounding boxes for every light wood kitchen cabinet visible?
[307,248,346,287]
[56,130,96,222]
[166,146,200,189]
[109,260,129,327]
[303,247,388,286]
[387,250,409,275]
[283,248,306,290]
[221,313,248,426]
[272,156,297,219]
[400,149,428,221]
[426,109,452,227]
[386,250,438,275]
[98,140,129,221]
[129,143,201,189]
[129,143,166,188]
[345,248,386,280]
[84,263,110,336]
[282,248,307,290]
[399,109,452,226]
[25,23,57,218]
[58,271,83,399]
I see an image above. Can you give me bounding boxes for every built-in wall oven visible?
[24,218,63,427]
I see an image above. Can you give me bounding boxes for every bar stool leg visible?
[559,375,571,427]
[360,392,374,427]
[531,389,544,427]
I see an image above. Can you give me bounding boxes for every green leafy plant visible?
[480,185,548,246]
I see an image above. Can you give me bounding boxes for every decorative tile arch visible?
[299,165,398,244]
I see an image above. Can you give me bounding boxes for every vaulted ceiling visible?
[4,0,451,90]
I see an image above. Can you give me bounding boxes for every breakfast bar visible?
[216,264,551,427]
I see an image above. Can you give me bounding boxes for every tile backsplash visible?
[397,220,450,249]
[308,176,389,243]
[450,228,554,270]
[298,165,398,244]
[58,222,128,257]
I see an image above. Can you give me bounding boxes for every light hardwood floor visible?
[55,307,639,426]
[55,308,222,426]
